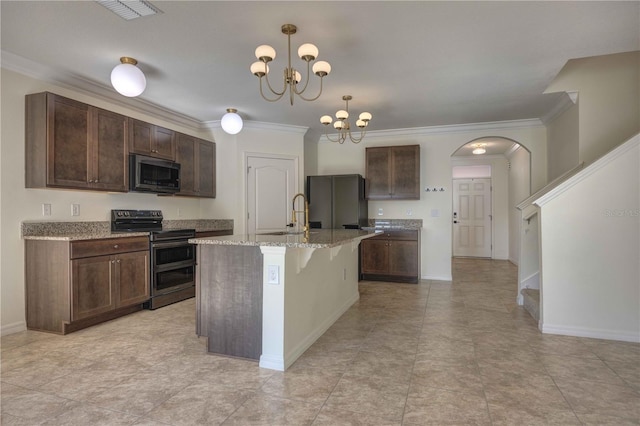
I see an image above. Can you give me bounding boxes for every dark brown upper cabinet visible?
[26,92,128,192]
[129,119,176,161]
[365,145,420,200]
[175,132,216,198]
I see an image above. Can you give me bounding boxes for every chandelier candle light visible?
[320,95,372,144]
[250,24,331,105]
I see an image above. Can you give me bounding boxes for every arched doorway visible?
[450,137,531,262]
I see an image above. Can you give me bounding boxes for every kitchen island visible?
[190,229,378,371]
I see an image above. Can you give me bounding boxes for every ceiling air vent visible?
[96,0,161,21]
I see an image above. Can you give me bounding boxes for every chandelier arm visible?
[262,68,287,97]
[323,128,344,143]
[296,76,325,102]
[258,77,286,102]
[292,61,312,96]
[348,128,367,144]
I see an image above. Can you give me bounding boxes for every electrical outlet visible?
[71,204,80,216]
[343,268,347,281]
[267,265,279,284]
[406,209,412,216]
[42,203,51,216]
[177,208,182,217]
[378,208,383,216]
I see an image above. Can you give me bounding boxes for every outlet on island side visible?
[267,265,279,285]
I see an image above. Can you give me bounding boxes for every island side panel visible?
[197,244,263,360]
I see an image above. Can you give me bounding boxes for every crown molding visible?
[202,119,308,135]
[540,91,579,125]
[2,50,201,131]
[318,118,544,143]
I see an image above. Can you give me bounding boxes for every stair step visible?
[521,288,540,322]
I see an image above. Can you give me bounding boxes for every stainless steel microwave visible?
[129,154,180,194]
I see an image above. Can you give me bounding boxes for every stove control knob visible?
[117,212,123,217]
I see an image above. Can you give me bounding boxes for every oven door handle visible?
[151,241,195,249]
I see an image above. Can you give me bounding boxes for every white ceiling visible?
[1,1,638,142]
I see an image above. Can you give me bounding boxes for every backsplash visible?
[367,219,422,229]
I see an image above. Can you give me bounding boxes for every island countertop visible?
[189,229,379,249]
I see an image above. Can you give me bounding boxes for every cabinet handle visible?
[116,259,121,263]
[111,260,115,264]
[88,179,93,183]
[113,244,119,249]
[94,179,99,183]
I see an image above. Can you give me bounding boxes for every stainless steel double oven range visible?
[111,209,196,310]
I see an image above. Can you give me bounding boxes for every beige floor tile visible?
[259,369,342,404]
[488,403,582,425]
[324,374,409,422]
[312,406,400,425]
[540,353,628,385]
[148,381,255,425]
[344,349,415,381]
[554,376,640,420]
[402,384,491,425]
[411,356,485,396]
[40,403,142,426]
[483,374,573,412]
[574,412,640,425]
[1,388,80,423]
[222,393,320,425]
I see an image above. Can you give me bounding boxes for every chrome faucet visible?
[291,193,310,233]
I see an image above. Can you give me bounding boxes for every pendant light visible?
[110,57,146,97]
[221,108,243,134]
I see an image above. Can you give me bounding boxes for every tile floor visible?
[2,258,639,425]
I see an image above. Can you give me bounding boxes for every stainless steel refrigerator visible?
[306,174,368,229]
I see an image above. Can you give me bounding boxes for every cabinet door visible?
[365,147,391,200]
[388,240,419,277]
[175,133,197,195]
[391,145,420,199]
[361,239,389,274]
[116,251,150,307]
[47,95,91,189]
[129,119,154,156]
[71,255,115,321]
[197,140,216,198]
[154,126,175,160]
[92,108,128,192]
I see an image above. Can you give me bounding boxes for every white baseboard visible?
[421,275,453,281]
[541,323,640,343]
[259,354,285,371]
[1,321,27,337]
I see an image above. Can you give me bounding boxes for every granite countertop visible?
[190,229,380,249]
[22,219,233,241]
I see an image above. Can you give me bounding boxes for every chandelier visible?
[320,95,372,144]
[472,143,487,155]
[250,24,331,105]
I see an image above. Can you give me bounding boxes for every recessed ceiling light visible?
[96,0,161,21]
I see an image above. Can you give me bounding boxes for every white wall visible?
[507,146,531,265]
[546,100,579,181]
[536,136,639,342]
[315,124,547,281]
[545,51,640,165]
[0,69,306,333]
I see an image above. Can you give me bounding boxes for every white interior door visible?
[247,155,297,234]
[453,178,492,257]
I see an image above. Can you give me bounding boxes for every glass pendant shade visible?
[251,61,269,77]
[320,115,332,125]
[255,45,276,61]
[359,112,372,121]
[298,43,318,61]
[312,60,331,76]
[336,109,349,120]
[111,57,146,97]
[221,108,243,135]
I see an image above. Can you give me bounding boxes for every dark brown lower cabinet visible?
[26,237,150,334]
[361,230,420,283]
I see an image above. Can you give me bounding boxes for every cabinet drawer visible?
[71,237,149,259]
[371,230,418,241]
